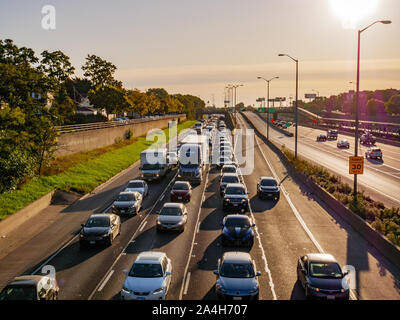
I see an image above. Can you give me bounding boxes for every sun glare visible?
[330,0,378,29]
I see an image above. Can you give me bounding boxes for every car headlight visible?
[176,220,184,226]
[80,234,84,238]
[157,220,161,225]
[141,174,144,178]
[122,285,130,293]
[216,284,226,293]
[242,199,247,203]
[153,287,164,294]
[224,198,230,202]
[249,285,258,293]
[156,173,159,177]
[308,285,320,292]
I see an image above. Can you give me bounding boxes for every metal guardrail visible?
[56,114,186,134]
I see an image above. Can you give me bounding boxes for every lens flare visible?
[330,0,378,29]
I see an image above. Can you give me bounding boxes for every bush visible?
[125,129,133,140]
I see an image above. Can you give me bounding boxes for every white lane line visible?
[139,221,147,232]
[234,118,278,300]
[183,272,191,295]
[98,270,114,292]
[88,172,178,300]
[243,115,358,301]
[178,168,210,300]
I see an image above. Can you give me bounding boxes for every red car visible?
[170,181,192,202]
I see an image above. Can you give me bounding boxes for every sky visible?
[0,0,399,107]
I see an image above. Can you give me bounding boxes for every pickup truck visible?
[365,148,382,160]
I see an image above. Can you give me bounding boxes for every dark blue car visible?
[221,215,255,247]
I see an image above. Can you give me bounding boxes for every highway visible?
[0,116,399,300]
[246,111,400,209]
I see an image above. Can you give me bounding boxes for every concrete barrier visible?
[56,115,186,156]
[240,111,400,267]
[0,190,55,237]
[255,111,294,137]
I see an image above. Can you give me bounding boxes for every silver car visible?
[124,180,148,197]
[214,252,261,300]
[156,203,188,232]
[112,191,143,215]
[121,251,172,300]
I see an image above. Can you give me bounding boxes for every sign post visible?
[349,156,364,175]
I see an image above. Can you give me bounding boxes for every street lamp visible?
[229,84,243,125]
[353,19,391,199]
[257,76,279,140]
[279,53,299,158]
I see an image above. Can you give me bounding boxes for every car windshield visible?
[222,167,236,174]
[127,182,143,188]
[142,163,161,170]
[225,186,246,195]
[222,176,239,184]
[117,194,135,201]
[0,285,37,300]
[220,262,255,278]
[309,262,343,278]
[173,183,189,191]
[225,218,251,228]
[85,216,110,228]
[372,149,381,152]
[128,263,163,278]
[160,207,182,216]
[260,179,277,187]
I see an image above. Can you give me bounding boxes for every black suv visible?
[222,183,249,213]
[257,176,280,200]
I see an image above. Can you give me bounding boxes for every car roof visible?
[260,176,276,181]
[222,173,239,178]
[162,202,184,208]
[222,165,236,169]
[306,253,338,263]
[225,183,245,188]
[173,181,190,186]
[222,251,252,263]
[225,214,250,221]
[128,180,145,184]
[136,251,166,263]
[119,191,137,195]
[89,214,111,219]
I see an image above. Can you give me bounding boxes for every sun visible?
[330,0,378,28]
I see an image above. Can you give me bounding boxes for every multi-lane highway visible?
[0,115,399,300]
[245,111,400,209]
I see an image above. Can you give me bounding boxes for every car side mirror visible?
[256,272,261,277]
[252,224,255,227]
[213,270,219,276]
[123,270,127,275]
[81,224,84,228]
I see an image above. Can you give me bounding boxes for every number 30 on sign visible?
[349,156,364,174]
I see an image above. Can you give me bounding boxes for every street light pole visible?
[279,53,299,158]
[353,20,391,199]
[257,76,279,140]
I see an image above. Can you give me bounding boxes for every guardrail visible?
[56,114,185,134]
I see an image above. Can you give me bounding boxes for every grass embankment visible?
[0,120,196,220]
[283,147,400,246]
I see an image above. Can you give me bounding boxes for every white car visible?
[337,139,350,149]
[124,180,148,197]
[365,148,382,160]
[121,251,172,300]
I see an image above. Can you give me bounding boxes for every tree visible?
[125,90,150,115]
[65,77,92,102]
[366,98,385,117]
[385,94,400,115]
[82,54,118,88]
[88,85,128,116]
[40,50,75,85]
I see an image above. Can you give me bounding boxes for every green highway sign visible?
[258,107,265,113]
[267,108,276,113]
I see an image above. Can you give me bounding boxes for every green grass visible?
[0,120,196,220]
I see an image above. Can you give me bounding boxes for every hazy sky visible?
[1,0,399,107]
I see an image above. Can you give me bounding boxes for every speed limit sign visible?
[349,156,364,174]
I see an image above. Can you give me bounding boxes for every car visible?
[365,148,382,160]
[219,173,240,195]
[170,181,192,202]
[156,202,188,232]
[80,214,121,247]
[112,191,143,215]
[327,129,338,140]
[124,179,148,197]
[223,183,249,213]
[121,251,172,300]
[337,139,350,148]
[297,253,350,300]
[220,149,233,159]
[0,275,59,300]
[317,134,327,142]
[220,164,238,177]
[257,176,280,200]
[216,156,231,169]
[214,252,260,300]
[360,132,376,145]
[224,160,238,168]
[220,215,255,247]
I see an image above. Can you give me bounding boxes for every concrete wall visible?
[56,115,186,157]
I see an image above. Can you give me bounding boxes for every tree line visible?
[0,39,204,193]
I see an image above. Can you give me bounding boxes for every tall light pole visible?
[353,20,391,199]
[279,53,299,159]
[257,76,279,140]
[229,84,243,125]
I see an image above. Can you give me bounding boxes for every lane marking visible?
[98,270,114,292]
[183,272,191,295]
[240,114,357,300]
[178,168,210,300]
[139,221,147,232]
